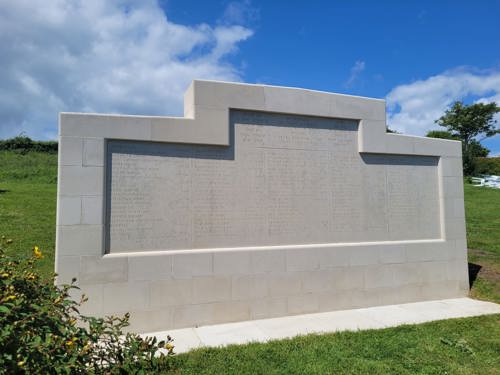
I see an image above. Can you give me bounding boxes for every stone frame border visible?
[55,80,468,332]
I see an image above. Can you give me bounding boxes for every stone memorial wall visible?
[56,80,468,332]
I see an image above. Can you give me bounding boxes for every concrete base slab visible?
[196,321,269,347]
[143,298,500,354]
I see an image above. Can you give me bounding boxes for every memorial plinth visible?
[56,80,468,332]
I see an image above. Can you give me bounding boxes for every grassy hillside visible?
[0,150,499,374]
[0,151,57,275]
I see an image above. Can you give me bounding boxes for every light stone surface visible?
[106,112,440,252]
[56,80,469,333]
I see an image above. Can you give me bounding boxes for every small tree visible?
[435,101,499,175]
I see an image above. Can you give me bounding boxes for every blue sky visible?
[1,1,499,154]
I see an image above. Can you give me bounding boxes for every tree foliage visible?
[436,101,499,145]
[425,130,459,140]
[434,101,499,175]
[476,157,500,176]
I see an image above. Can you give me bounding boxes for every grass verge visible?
[171,314,500,374]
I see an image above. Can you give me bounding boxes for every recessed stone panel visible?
[105,111,440,253]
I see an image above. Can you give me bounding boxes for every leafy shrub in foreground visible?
[0,237,175,374]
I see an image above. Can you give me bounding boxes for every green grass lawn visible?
[1,150,499,374]
[171,315,500,375]
[464,183,500,303]
[0,151,57,276]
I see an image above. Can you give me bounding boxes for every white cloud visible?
[219,0,259,26]
[0,0,253,139]
[386,68,500,136]
[345,60,365,88]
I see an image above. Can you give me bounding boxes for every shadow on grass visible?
[468,262,482,289]
[0,189,9,194]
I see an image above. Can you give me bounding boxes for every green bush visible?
[0,237,175,374]
[476,157,500,176]
[0,136,58,154]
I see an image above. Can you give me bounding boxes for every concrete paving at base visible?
[143,298,500,354]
